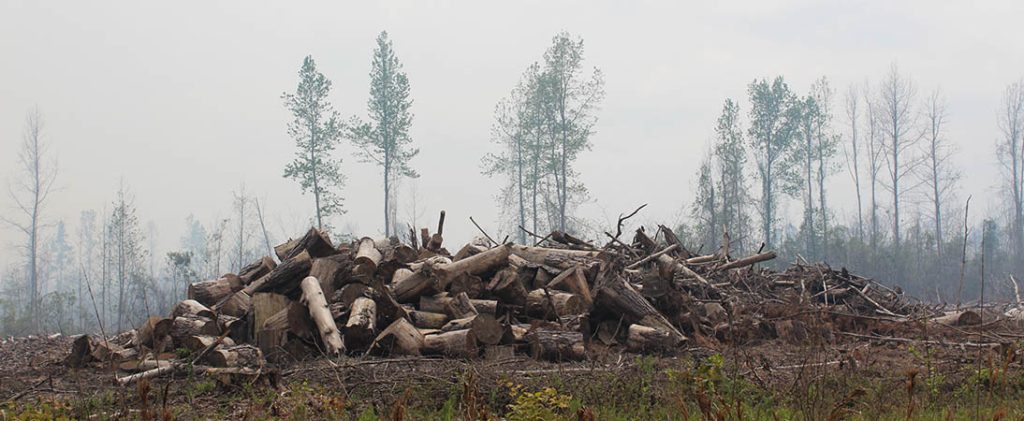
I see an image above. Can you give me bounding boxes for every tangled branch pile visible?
[66,210,942,385]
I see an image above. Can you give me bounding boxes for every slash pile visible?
[66,211,938,385]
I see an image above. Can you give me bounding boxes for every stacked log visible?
[69,217,939,386]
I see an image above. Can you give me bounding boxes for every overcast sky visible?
[1,0,1022,271]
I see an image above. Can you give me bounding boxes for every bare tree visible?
[1,109,58,330]
[864,83,886,250]
[997,79,1024,268]
[844,84,865,241]
[232,184,253,271]
[920,89,960,254]
[878,63,920,251]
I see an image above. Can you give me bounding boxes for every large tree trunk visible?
[299,276,344,355]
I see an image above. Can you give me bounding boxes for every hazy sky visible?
[2,0,1022,272]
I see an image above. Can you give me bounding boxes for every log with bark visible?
[245,251,313,295]
[207,344,264,368]
[526,289,583,320]
[239,256,277,285]
[422,329,477,358]
[171,299,215,319]
[277,227,337,261]
[369,318,424,356]
[441,313,503,345]
[626,324,681,353]
[527,329,585,361]
[188,274,243,307]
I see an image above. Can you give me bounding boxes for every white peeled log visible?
[299,276,344,355]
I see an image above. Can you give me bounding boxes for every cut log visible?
[658,224,693,259]
[626,324,681,353]
[207,344,263,368]
[510,245,600,267]
[188,274,243,307]
[453,244,488,261]
[344,297,378,350]
[408,310,449,329]
[300,276,344,355]
[596,275,687,343]
[392,256,451,302]
[547,266,593,307]
[354,237,383,277]
[446,292,479,319]
[335,283,371,308]
[527,329,585,361]
[717,251,777,271]
[488,267,529,308]
[171,299,214,319]
[427,211,446,251]
[239,256,277,285]
[216,290,252,318]
[433,244,511,283]
[419,294,497,316]
[251,293,290,339]
[278,227,337,261]
[441,313,503,345]
[244,251,312,295]
[170,315,218,347]
[309,258,343,298]
[422,329,477,358]
[136,316,173,349]
[931,310,982,326]
[184,335,236,351]
[369,318,424,356]
[655,255,709,285]
[448,273,483,299]
[526,289,583,320]
[66,335,132,367]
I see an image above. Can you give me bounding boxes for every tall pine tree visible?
[349,31,418,237]
[282,56,345,229]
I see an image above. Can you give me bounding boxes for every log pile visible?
[68,212,936,385]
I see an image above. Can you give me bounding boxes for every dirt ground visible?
[3,315,1023,420]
